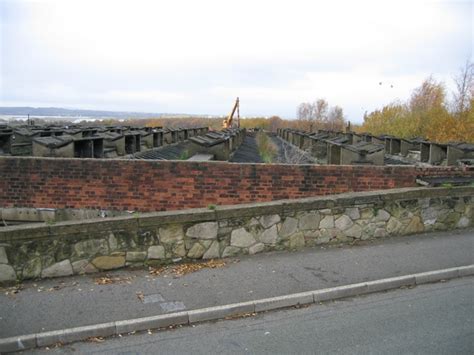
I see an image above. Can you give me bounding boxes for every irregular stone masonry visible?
[0,156,472,212]
[0,186,472,283]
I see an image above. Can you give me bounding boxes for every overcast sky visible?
[0,0,472,122]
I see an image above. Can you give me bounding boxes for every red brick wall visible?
[0,157,472,212]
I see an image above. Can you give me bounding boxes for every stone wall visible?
[0,186,472,284]
[0,156,472,212]
[0,207,130,224]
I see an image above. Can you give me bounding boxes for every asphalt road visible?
[1,229,473,338]
[28,277,474,354]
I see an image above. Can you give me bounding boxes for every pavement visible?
[30,277,474,354]
[0,228,473,344]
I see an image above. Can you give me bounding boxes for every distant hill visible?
[0,106,184,118]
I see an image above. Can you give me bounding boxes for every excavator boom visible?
[223,97,240,129]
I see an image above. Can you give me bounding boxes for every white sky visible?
[0,0,472,122]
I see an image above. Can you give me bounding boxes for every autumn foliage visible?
[358,63,474,143]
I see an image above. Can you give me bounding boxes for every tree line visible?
[41,61,471,143]
[295,99,345,132]
[358,61,473,143]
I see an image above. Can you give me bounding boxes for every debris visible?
[2,285,23,298]
[224,312,257,320]
[87,336,105,343]
[94,274,133,285]
[149,259,229,278]
[294,304,310,309]
[47,282,68,292]
[136,291,145,302]
[32,281,79,294]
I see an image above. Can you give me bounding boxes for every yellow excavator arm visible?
[223,97,239,129]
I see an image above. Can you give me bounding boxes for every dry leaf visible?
[224,312,257,320]
[136,292,145,302]
[94,274,132,285]
[87,336,105,343]
[2,285,23,298]
[149,259,229,278]
[47,284,67,292]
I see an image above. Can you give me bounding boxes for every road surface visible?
[30,277,473,354]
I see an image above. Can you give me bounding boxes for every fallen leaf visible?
[136,291,145,302]
[2,285,23,298]
[47,284,67,292]
[224,312,257,320]
[149,259,229,278]
[94,274,132,285]
[87,336,105,343]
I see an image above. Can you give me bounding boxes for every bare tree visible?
[296,102,311,132]
[314,99,328,121]
[327,105,345,131]
[296,98,345,132]
[297,103,312,120]
[267,115,283,133]
[452,60,473,117]
[297,99,330,132]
